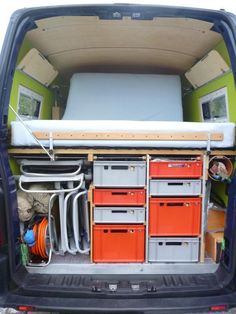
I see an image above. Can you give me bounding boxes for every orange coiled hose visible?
[31,217,48,259]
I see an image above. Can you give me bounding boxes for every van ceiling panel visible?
[26,16,222,78]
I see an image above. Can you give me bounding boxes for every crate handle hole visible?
[111,166,129,170]
[169,164,187,168]
[111,192,128,195]
[110,229,128,233]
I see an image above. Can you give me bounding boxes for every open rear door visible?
[0,177,8,306]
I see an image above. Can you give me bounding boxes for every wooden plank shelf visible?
[8,147,236,156]
[33,131,224,141]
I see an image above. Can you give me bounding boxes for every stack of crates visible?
[148,158,203,262]
[92,160,146,263]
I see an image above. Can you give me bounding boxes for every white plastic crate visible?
[149,179,201,196]
[148,237,199,262]
[93,207,145,224]
[93,161,146,187]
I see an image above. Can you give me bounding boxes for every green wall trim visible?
[214,40,231,67]
[16,38,33,64]
[9,159,20,176]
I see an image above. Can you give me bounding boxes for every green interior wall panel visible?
[211,180,228,208]
[16,38,33,64]
[183,40,235,206]
[8,38,54,126]
[8,39,55,175]
[8,70,54,125]
[9,159,20,176]
[8,71,54,175]
[183,71,236,122]
[183,40,236,123]
[208,158,235,208]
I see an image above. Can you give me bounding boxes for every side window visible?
[199,87,229,122]
[17,85,43,120]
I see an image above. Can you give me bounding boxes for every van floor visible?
[26,253,218,275]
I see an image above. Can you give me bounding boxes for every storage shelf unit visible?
[91,155,205,264]
[148,157,203,263]
[92,160,147,263]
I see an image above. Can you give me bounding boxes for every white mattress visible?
[63,73,183,121]
[11,120,235,148]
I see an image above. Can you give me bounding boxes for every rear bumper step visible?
[5,291,236,313]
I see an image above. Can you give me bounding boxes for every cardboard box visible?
[207,209,225,231]
[205,232,224,262]
[52,106,63,120]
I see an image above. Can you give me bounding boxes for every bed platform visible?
[10,73,235,154]
[10,120,235,149]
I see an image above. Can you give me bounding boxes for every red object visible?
[93,189,146,206]
[31,217,48,259]
[18,306,36,311]
[210,305,227,312]
[93,224,145,262]
[150,160,203,178]
[149,197,201,236]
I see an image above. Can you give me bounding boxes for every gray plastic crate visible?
[148,237,199,262]
[149,179,201,196]
[94,207,145,223]
[93,161,146,187]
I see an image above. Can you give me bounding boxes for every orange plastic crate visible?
[93,189,146,206]
[150,160,202,178]
[149,197,201,236]
[93,224,145,263]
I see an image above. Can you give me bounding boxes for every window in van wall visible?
[199,87,229,122]
[17,85,43,120]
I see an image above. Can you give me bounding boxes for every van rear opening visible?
[1,4,236,312]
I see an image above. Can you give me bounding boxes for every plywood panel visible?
[185,50,229,88]
[49,48,195,77]
[205,232,224,262]
[35,16,214,31]
[207,209,225,231]
[17,48,58,86]
[26,16,222,78]
[8,147,236,156]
